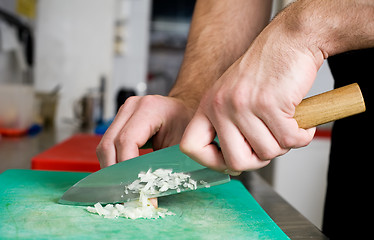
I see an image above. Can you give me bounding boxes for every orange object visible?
[31,134,153,172]
[0,128,28,137]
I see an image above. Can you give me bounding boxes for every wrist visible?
[168,89,200,114]
[261,1,327,69]
[278,0,374,59]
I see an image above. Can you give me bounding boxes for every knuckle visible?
[228,163,247,172]
[139,95,160,107]
[95,144,102,157]
[211,90,226,113]
[277,130,311,149]
[114,135,128,147]
[227,156,251,172]
[277,131,312,149]
[227,152,272,172]
[96,139,111,157]
[231,89,249,113]
[255,90,274,111]
[258,148,279,160]
[278,135,296,148]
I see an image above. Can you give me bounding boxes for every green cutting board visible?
[0,170,289,239]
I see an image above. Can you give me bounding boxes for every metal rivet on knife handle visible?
[294,83,366,129]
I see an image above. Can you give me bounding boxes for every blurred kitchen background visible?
[0,0,334,231]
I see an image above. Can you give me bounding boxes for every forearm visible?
[169,0,272,110]
[277,0,374,62]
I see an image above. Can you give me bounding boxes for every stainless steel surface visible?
[0,127,327,239]
[0,126,74,173]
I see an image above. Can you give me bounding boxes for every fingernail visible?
[223,169,242,176]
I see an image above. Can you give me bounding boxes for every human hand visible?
[97,95,194,168]
[180,21,323,174]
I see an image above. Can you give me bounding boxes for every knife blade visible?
[59,144,230,206]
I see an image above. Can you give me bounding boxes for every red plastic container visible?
[31,134,153,172]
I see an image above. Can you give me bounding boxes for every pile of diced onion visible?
[86,193,174,219]
[86,168,209,219]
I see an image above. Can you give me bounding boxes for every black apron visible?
[323,48,373,239]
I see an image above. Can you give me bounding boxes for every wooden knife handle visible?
[294,83,366,129]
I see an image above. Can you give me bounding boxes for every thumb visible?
[180,110,227,172]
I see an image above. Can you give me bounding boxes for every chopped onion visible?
[86,194,175,219]
[87,168,210,219]
[124,168,198,196]
[86,168,208,220]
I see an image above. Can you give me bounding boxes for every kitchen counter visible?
[0,126,327,239]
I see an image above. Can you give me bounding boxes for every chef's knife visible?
[59,144,229,205]
[59,83,365,206]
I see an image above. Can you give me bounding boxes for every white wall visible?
[34,0,116,123]
[33,0,151,123]
[112,0,151,99]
